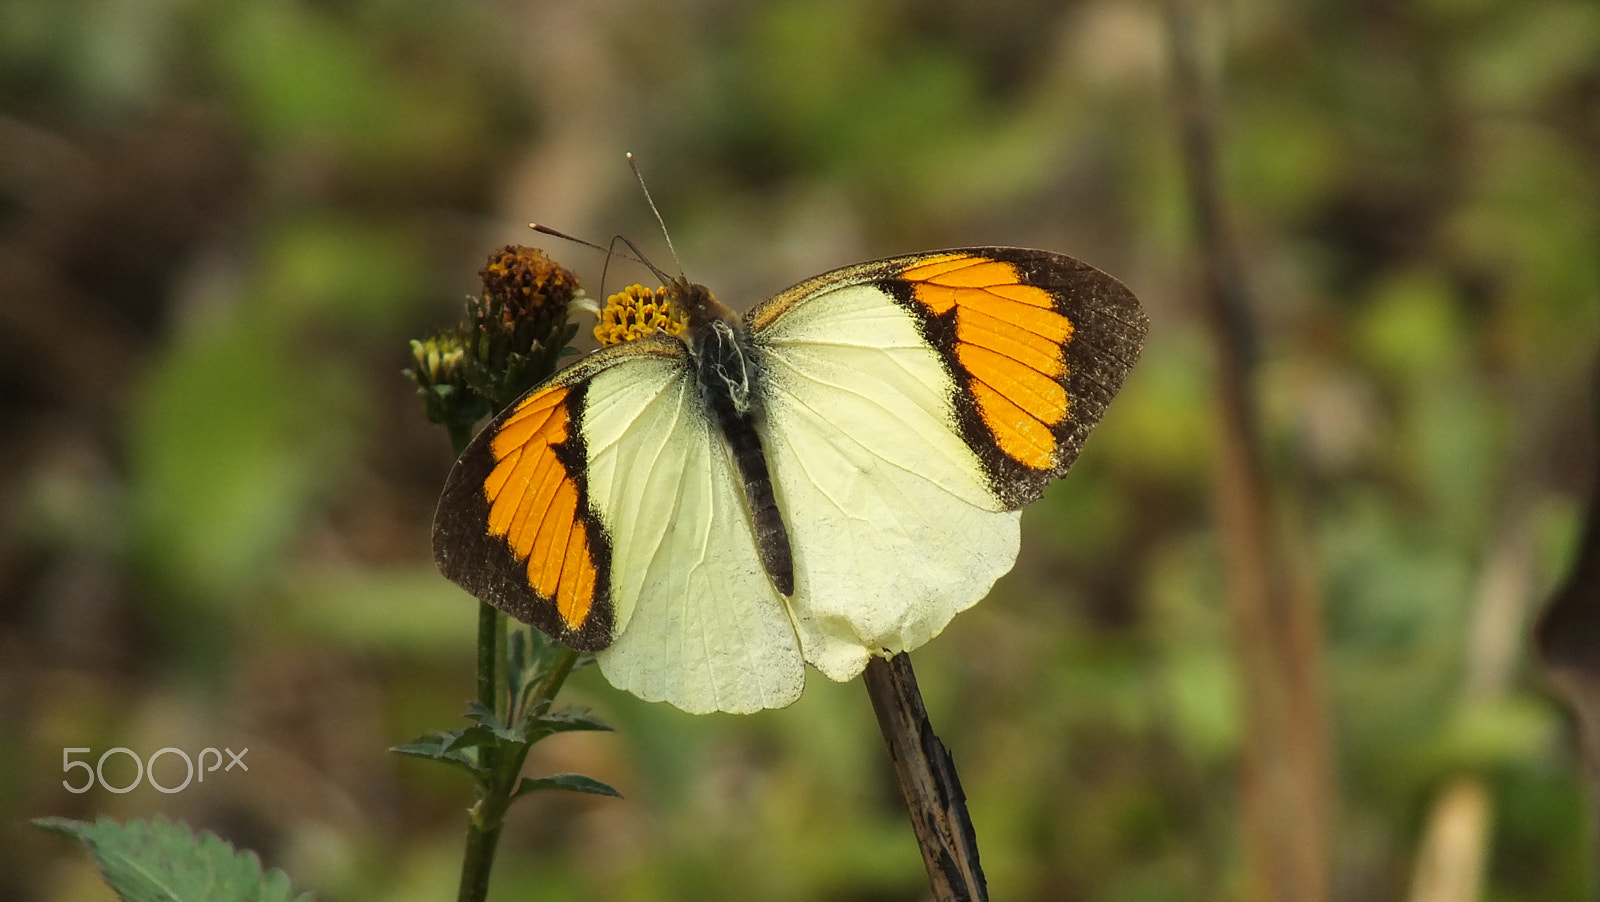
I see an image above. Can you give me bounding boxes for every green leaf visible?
[389,729,489,776]
[512,773,623,800]
[463,702,524,742]
[504,628,531,695]
[534,707,613,735]
[443,725,499,752]
[32,816,310,902]
[505,627,569,700]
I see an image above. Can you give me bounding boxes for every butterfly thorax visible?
[674,277,754,416]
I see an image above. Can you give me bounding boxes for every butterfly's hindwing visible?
[579,345,807,713]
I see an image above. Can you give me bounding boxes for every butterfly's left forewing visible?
[435,336,808,713]
[433,354,620,651]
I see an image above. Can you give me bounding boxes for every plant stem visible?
[1166,3,1332,899]
[494,612,511,714]
[863,654,987,902]
[457,819,504,902]
[1535,361,1600,883]
[533,646,581,709]
[456,611,505,901]
[477,602,500,714]
[454,414,504,902]
[456,640,582,902]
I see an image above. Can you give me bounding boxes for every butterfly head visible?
[672,277,738,330]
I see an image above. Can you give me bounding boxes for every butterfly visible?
[433,248,1147,714]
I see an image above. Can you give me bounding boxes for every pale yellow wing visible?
[578,344,806,714]
[748,248,1146,681]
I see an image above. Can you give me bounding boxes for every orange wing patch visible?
[902,254,1075,470]
[483,387,598,630]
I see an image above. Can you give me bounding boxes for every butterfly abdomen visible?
[689,311,796,597]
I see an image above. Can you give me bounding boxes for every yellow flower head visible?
[594,284,687,346]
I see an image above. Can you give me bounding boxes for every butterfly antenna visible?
[530,223,675,286]
[528,223,645,268]
[627,152,685,278]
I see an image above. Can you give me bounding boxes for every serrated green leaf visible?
[535,707,613,735]
[463,701,498,724]
[389,731,487,777]
[518,705,610,746]
[390,729,451,754]
[443,724,499,752]
[505,629,531,693]
[389,740,448,760]
[463,703,524,742]
[506,628,565,699]
[32,816,311,902]
[389,726,489,756]
[512,773,623,800]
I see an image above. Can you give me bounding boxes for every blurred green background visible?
[2,0,1597,899]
